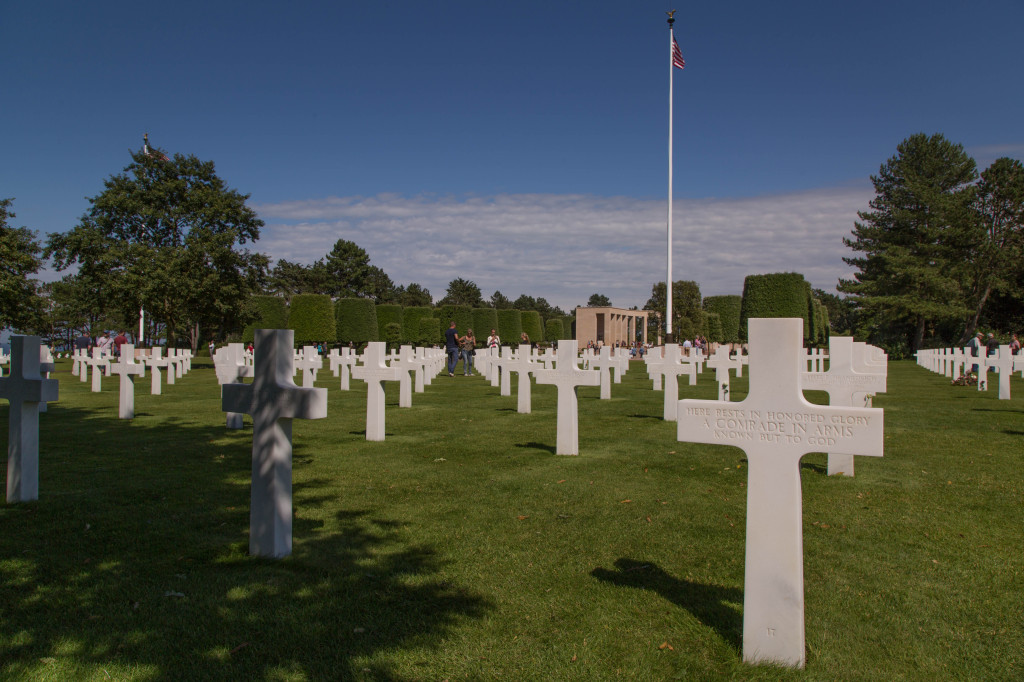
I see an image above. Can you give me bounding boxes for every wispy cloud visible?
[254,185,874,311]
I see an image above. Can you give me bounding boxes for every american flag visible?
[672,38,686,70]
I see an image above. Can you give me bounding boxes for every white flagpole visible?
[666,12,676,343]
[139,307,145,345]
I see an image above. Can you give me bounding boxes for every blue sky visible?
[3,1,1023,311]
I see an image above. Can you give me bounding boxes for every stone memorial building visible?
[574,307,649,348]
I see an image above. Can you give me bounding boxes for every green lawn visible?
[0,357,1021,680]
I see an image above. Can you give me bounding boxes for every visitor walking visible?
[445,321,460,377]
[461,328,476,376]
[486,329,500,349]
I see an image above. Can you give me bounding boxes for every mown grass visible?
[0,357,1021,680]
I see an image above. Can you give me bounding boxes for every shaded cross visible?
[214,343,253,429]
[1,336,59,502]
[678,318,883,668]
[222,329,327,558]
[83,348,109,393]
[109,344,146,419]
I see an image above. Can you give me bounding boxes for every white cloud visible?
[254,184,874,311]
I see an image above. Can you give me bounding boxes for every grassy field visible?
[0,355,1021,681]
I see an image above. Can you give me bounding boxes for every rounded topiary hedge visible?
[401,306,432,344]
[704,312,723,344]
[545,318,564,342]
[419,317,440,347]
[437,304,473,335]
[520,310,544,343]
[288,294,337,346]
[739,273,810,342]
[703,295,742,344]
[497,309,523,344]
[472,308,499,338]
[563,315,575,340]
[335,298,379,345]
[383,322,402,349]
[376,304,402,341]
[242,295,288,343]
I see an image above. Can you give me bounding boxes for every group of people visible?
[74,330,130,357]
[965,331,1021,373]
[444,323,506,376]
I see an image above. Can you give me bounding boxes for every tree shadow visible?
[0,400,491,680]
[627,413,662,420]
[591,558,742,651]
[514,441,556,455]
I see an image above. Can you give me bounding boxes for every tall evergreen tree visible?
[839,133,977,351]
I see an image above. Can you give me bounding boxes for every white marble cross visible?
[328,348,358,391]
[214,343,253,429]
[731,347,748,377]
[533,341,600,455]
[801,337,886,476]
[293,346,322,388]
[109,344,146,419]
[645,346,667,391]
[652,343,695,422]
[1,336,59,502]
[677,318,883,668]
[610,347,630,383]
[145,347,172,395]
[705,346,743,401]
[989,345,1015,400]
[589,346,619,400]
[221,329,327,558]
[84,348,110,393]
[351,342,403,441]
[390,345,423,408]
[503,344,538,414]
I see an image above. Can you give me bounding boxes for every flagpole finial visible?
[666,10,676,27]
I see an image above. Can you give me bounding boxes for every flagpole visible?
[666,11,676,344]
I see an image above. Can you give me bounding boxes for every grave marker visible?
[109,344,146,419]
[677,318,883,668]
[214,343,253,429]
[351,342,403,441]
[503,344,538,414]
[533,341,600,455]
[145,347,172,395]
[1,336,59,502]
[221,329,327,558]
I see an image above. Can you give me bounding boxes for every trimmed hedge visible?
[419,317,440,347]
[521,311,544,343]
[335,298,379,344]
[545,318,564,341]
[472,308,499,338]
[376,304,403,341]
[703,295,742,344]
[437,305,473,335]
[242,295,288,343]
[704,312,723,344]
[383,322,402,349]
[739,272,811,342]
[497,309,523,344]
[563,315,575,340]
[401,306,432,344]
[288,294,336,346]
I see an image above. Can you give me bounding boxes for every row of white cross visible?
[914,345,1018,399]
[2,321,888,669]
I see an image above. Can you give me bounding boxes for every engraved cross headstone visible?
[350,342,403,441]
[1,336,59,502]
[706,345,742,401]
[677,318,883,668]
[801,337,886,476]
[83,347,110,393]
[109,344,146,419]
[990,345,1015,400]
[221,329,327,558]
[214,343,253,429]
[533,341,601,455]
[589,346,618,400]
[503,344,538,414]
[145,347,171,395]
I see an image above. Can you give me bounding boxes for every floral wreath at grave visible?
[951,373,978,386]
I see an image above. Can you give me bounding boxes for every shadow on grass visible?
[590,558,742,650]
[628,413,662,420]
[971,407,1024,414]
[0,401,491,680]
[800,461,827,475]
[514,441,556,455]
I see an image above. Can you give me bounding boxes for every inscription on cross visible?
[222,329,327,558]
[801,337,886,477]
[678,318,883,668]
[1,336,59,503]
